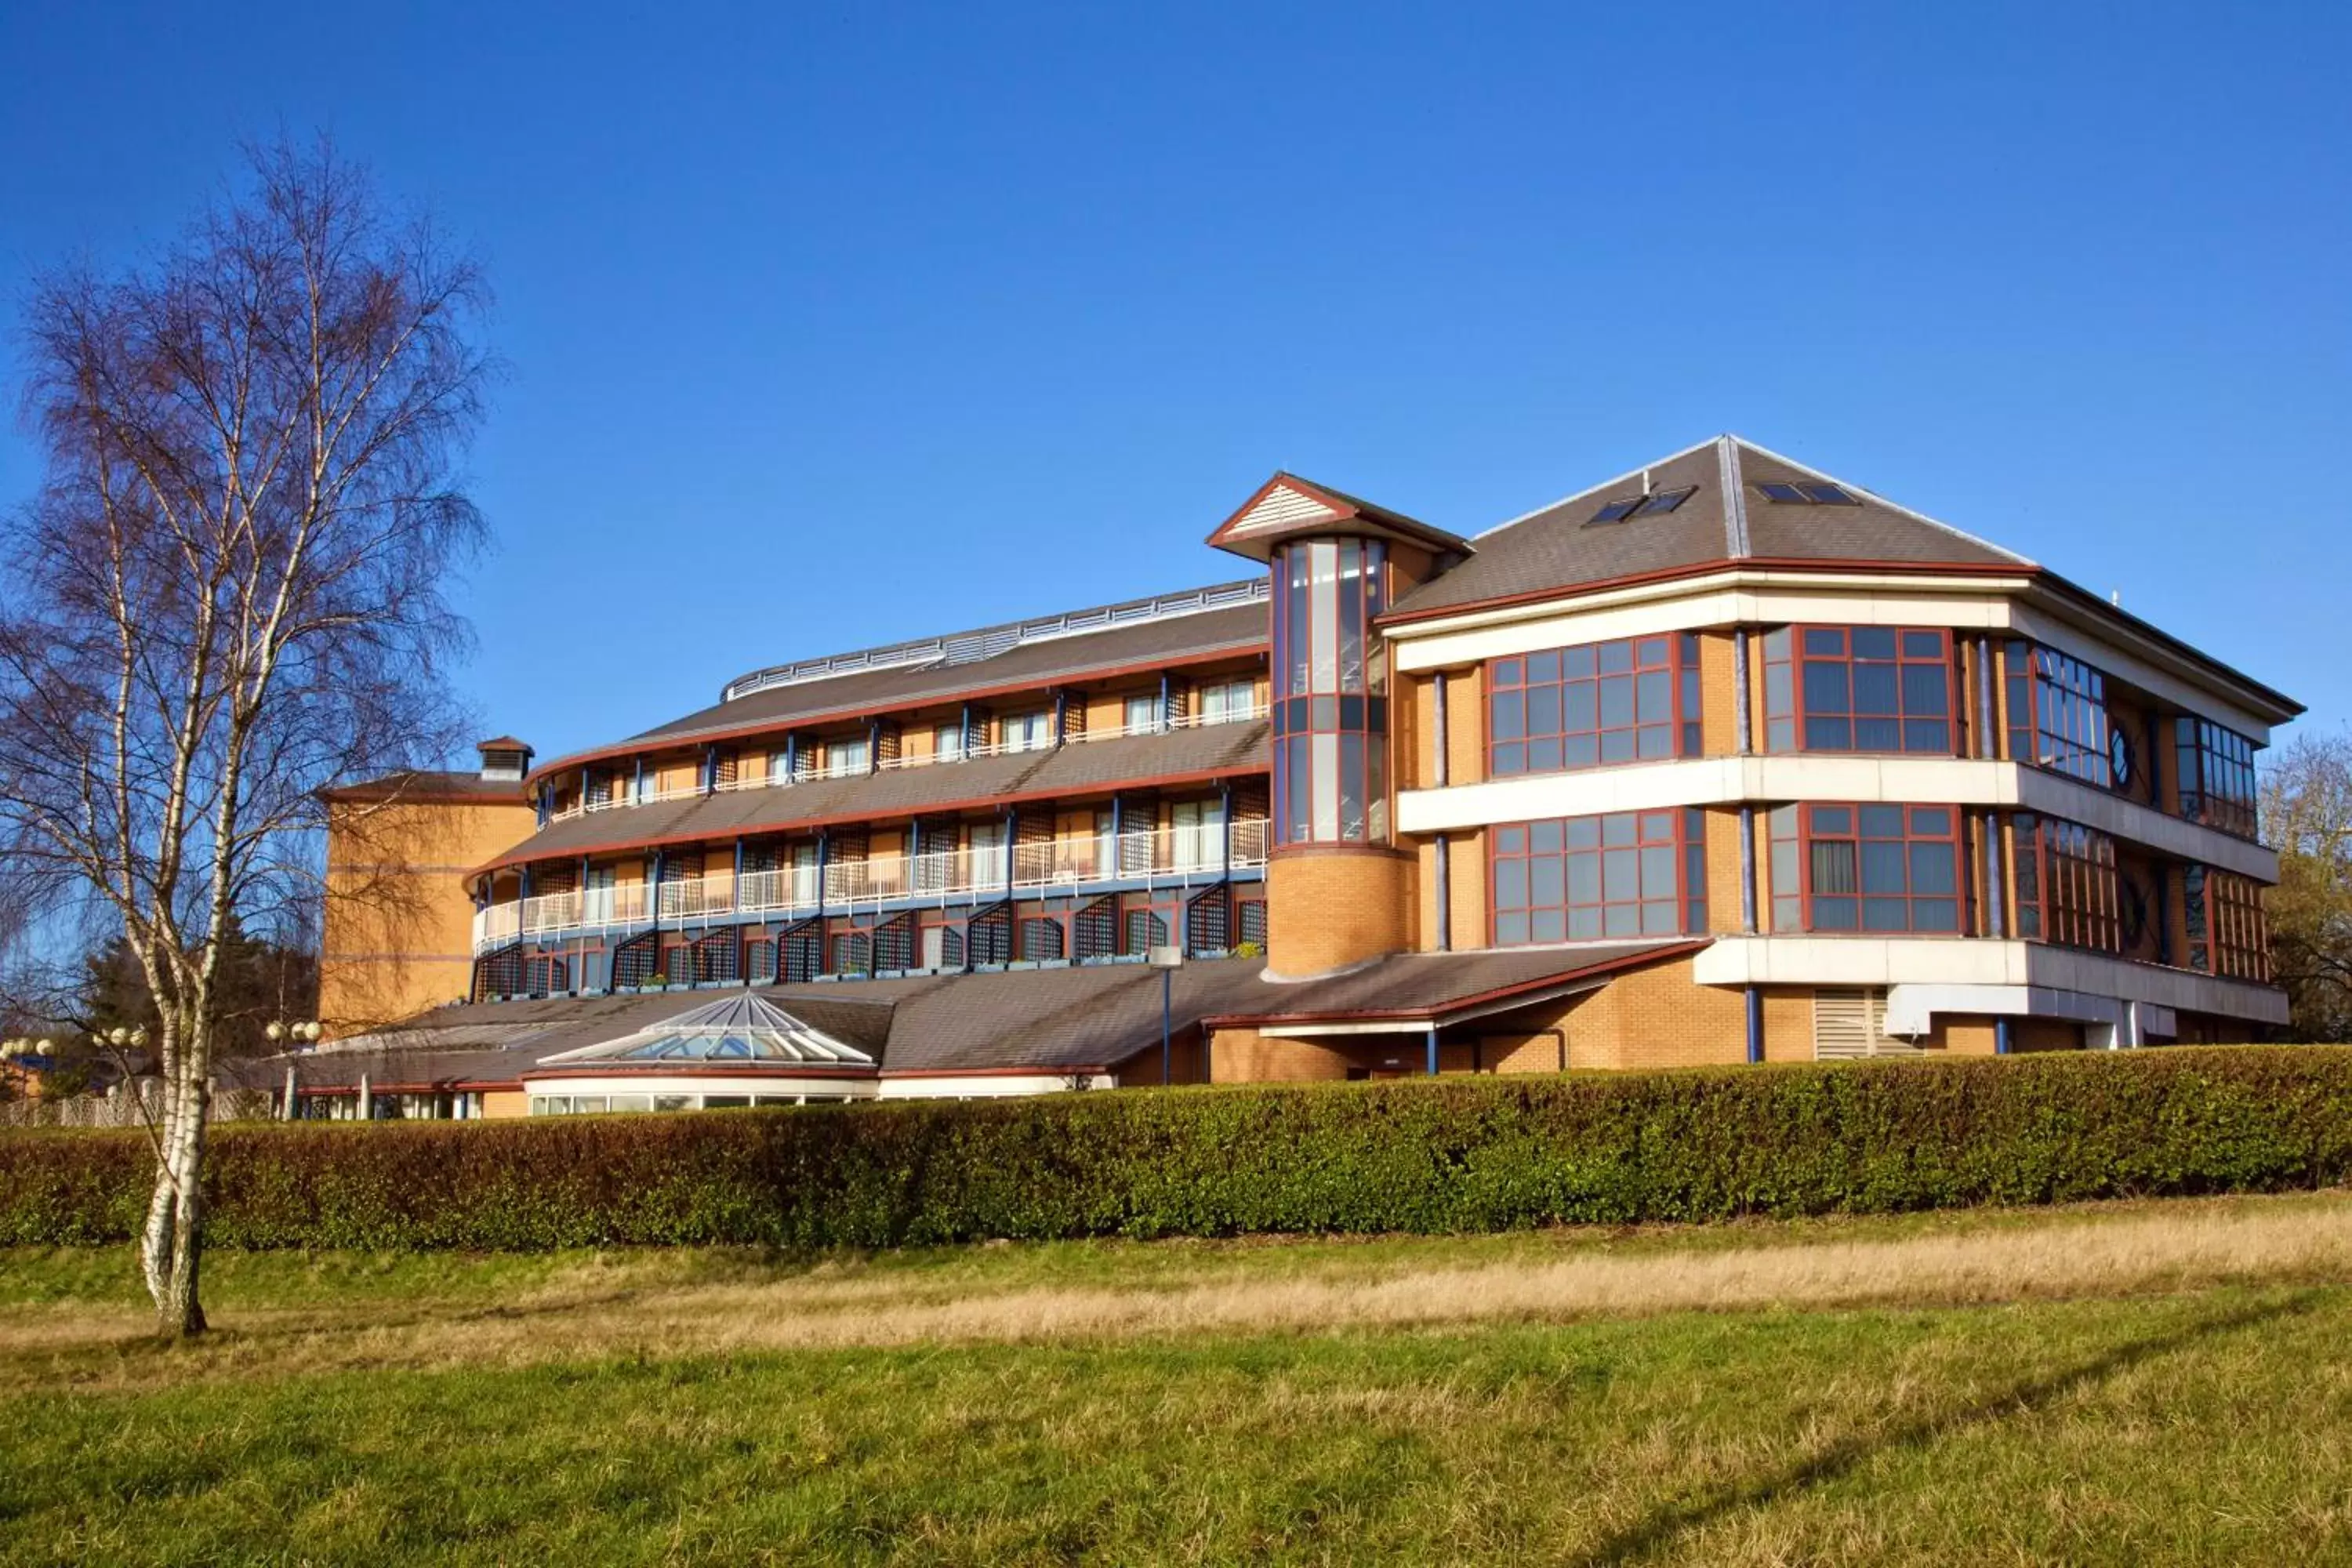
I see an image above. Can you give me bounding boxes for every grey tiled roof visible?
[489,720,1269,869]
[235,942,1702,1089]
[619,601,1269,750]
[1388,436,2029,620]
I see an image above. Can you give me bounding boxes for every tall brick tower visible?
[1208,475,1469,978]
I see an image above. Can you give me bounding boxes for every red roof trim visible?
[522,641,1269,789]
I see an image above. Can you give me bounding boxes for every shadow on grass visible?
[1576,1289,2319,1566]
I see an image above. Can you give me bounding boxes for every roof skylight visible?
[1758,481,1861,506]
[1588,486,1696,526]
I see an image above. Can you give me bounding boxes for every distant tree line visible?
[2266,731,2352,1041]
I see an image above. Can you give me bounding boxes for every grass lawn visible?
[4,1195,2351,1565]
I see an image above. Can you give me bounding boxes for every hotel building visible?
[286,436,2296,1117]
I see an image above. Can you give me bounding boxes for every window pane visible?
[1811,842,1857,895]
[1910,842,1957,895]
[1860,840,1907,895]
[1802,662,1851,714]
[1526,650,1560,684]
[1491,693,1524,741]
[1851,626,1897,659]
[1802,629,1844,655]
[1530,909,1566,942]
[1530,820,1563,854]
[1901,663,1949,717]
[1852,664,1900,715]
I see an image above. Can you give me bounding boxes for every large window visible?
[1762,626,1955,754]
[2175,718,2258,838]
[1272,539,1389,844]
[1768,804,1963,933]
[2011,813,2120,952]
[1198,678,1258,724]
[2006,642,2111,786]
[1490,808,1707,944]
[1486,633,1700,777]
[824,735,870,778]
[2183,866,2269,982]
[1000,711,1053,754]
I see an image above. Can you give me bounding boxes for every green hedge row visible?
[3,1047,2348,1250]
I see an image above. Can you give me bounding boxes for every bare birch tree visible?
[0,138,488,1336]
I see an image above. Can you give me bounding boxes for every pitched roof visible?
[1207,472,1472,562]
[232,943,1704,1091]
[481,719,1268,872]
[1385,435,2030,622]
[320,769,530,805]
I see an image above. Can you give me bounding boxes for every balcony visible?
[473,818,1271,954]
[542,701,1270,818]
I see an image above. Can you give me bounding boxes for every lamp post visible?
[266,1020,321,1120]
[1149,944,1184,1086]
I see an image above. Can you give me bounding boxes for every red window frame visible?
[2010,813,2121,952]
[1767,803,1966,935]
[2174,718,2259,839]
[1489,808,1708,945]
[2184,866,2269,982]
[1486,633,1701,779]
[1761,626,1958,756]
[2005,641,2112,787]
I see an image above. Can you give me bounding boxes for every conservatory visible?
[517,993,880,1114]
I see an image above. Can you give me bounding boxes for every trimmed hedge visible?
[3,1047,2350,1251]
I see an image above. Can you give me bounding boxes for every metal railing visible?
[535,706,1271,822]
[471,820,1271,953]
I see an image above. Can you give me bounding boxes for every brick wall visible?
[1266,847,1411,976]
[1702,806,1748,933]
[1699,630,1740,754]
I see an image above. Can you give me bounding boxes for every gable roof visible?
[1385,434,2031,622]
[1207,472,1472,562]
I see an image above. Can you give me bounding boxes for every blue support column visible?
[1434,838,1453,950]
[815,829,829,917]
[1744,985,1763,1063]
[703,746,717,795]
[1739,804,1758,933]
[1054,689,1069,746]
[784,733,798,782]
[1995,1017,2015,1055]
[633,757,644,805]
[868,719,881,775]
[1425,1024,1440,1076]
[1159,672,1172,731]
[1002,806,1017,886]
[1733,628,1753,753]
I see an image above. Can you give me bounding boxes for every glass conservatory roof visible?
[537,995,875,1067]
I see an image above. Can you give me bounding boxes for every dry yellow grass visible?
[9,1193,2350,1394]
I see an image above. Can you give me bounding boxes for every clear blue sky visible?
[4,2,2345,763]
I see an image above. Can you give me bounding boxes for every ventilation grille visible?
[1813,988,1925,1059]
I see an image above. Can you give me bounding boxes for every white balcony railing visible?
[538,704,1272,820]
[470,819,1272,954]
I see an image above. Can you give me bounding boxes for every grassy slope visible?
[5,1200,2352,1566]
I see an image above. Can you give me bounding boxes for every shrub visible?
[2,1047,2349,1251]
